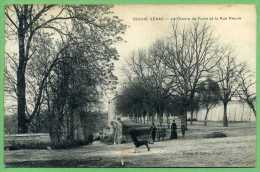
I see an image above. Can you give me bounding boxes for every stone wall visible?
[5,112,108,148]
[5,133,51,149]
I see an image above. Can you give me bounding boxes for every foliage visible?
[197,78,221,125]
[5,5,126,147]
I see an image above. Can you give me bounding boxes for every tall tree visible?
[45,10,125,146]
[216,49,242,127]
[162,22,221,127]
[126,22,222,128]
[237,64,256,117]
[5,5,126,133]
[128,45,172,125]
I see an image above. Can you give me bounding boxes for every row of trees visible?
[5,5,126,146]
[116,22,256,127]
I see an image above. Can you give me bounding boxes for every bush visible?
[6,142,51,150]
[5,139,93,150]
[204,132,227,138]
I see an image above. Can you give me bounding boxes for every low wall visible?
[5,133,51,149]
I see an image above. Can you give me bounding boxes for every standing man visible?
[170,120,177,139]
[150,122,157,144]
[110,120,118,144]
[117,117,123,144]
[181,124,185,137]
[111,117,123,144]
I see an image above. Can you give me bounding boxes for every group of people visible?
[129,120,186,152]
[150,120,186,143]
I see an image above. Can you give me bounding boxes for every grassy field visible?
[5,121,256,167]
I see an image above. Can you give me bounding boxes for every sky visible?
[111,4,256,88]
[4,4,256,114]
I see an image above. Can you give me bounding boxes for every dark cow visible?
[129,129,150,152]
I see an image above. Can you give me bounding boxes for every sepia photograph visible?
[4,4,256,167]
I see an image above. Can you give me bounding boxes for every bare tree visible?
[5,31,70,133]
[126,22,222,128]
[128,42,173,125]
[215,48,243,127]
[6,5,59,133]
[163,21,221,127]
[237,64,256,117]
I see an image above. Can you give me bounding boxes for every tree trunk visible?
[190,110,194,125]
[184,112,188,130]
[252,107,256,118]
[66,115,70,139]
[49,111,63,147]
[17,27,28,133]
[166,114,170,128]
[223,102,228,127]
[248,102,256,118]
[152,115,155,123]
[204,108,209,126]
[180,114,186,128]
[159,112,163,127]
[69,113,75,141]
[188,94,195,125]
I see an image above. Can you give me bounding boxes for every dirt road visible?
[5,122,256,167]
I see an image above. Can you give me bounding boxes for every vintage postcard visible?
[4,4,256,167]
